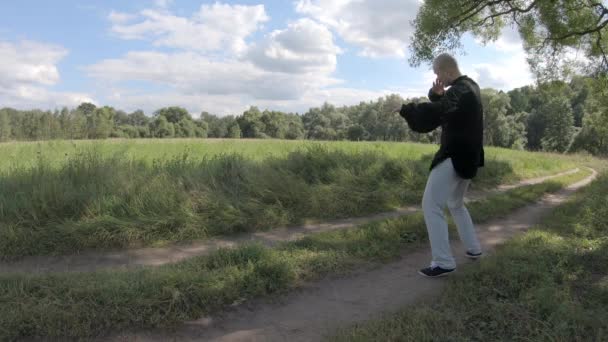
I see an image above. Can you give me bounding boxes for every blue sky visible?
[0,0,534,116]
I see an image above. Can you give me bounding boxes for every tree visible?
[504,112,528,150]
[261,110,288,139]
[127,110,149,127]
[70,109,88,139]
[151,115,174,138]
[302,106,336,140]
[381,94,410,141]
[0,110,11,141]
[284,114,305,140]
[302,103,352,140]
[193,120,209,138]
[410,0,608,79]
[42,111,61,140]
[481,88,527,148]
[58,107,70,138]
[87,107,114,139]
[137,126,150,138]
[175,119,196,137]
[238,106,267,138]
[571,109,608,155]
[77,102,96,116]
[540,97,575,152]
[113,110,130,126]
[228,122,241,138]
[507,86,534,114]
[356,104,379,139]
[570,76,608,155]
[525,81,573,150]
[347,124,368,141]
[155,107,192,124]
[201,112,227,138]
[568,76,593,126]
[116,125,140,138]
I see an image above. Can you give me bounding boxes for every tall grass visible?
[0,168,592,341]
[0,140,581,258]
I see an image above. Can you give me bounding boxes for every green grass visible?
[330,171,608,342]
[0,139,581,176]
[0,168,592,341]
[0,139,583,259]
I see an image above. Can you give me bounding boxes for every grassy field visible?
[0,139,586,259]
[331,172,608,342]
[0,168,594,340]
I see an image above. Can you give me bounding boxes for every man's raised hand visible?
[432,79,445,96]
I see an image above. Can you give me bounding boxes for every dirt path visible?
[0,168,581,274]
[106,168,596,342]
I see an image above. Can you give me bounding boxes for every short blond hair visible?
[433,53,459,72]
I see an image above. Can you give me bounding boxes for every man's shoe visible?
[418,266,455,277]
[465,251,482,259]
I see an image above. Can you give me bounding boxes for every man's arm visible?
[428,88,443,102]
[400,83,468,132]
[417,83,468,123]
[399,103,441,133]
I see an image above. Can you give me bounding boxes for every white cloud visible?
[154,0,173,8]
[493,26,524,52]
[247,18,341,73]
[466,27,534,90]
[85,50,415,115]
[0,40,66,86]
[475,25,524,52]
[295,0,421,58]
[108,10,137,24]
[103,86,405,116]
[465,51,534,90]
[105,90,245,116]
[0,85,94,109]
[110,3,268,54]
[253,87,390,112]
[90,6,356,114]
[0,40,94,109]
[86,51,341,100]
[89,1,425,115]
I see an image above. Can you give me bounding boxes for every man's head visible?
[432,53,462,86]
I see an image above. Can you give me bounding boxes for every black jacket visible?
[400,75,484,179]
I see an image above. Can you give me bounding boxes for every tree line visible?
[0,76,607,156]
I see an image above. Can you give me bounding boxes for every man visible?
[399,53,484,278]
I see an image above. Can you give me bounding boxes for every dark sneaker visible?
[465,251,482,259]
[418,266,455,277]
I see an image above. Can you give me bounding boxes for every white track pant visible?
[422,158,482,269]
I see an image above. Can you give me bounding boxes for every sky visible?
[0,0,535,116]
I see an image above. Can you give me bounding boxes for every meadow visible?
[0,138,605,340]
[0,162,594,340]
[0,139,584,259]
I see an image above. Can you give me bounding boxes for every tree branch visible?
[450,0,506,29]
[596,30,608,71]
[470,0,539,28]
[546,15,608,42]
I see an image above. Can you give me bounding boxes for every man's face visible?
[433,65,449,85]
